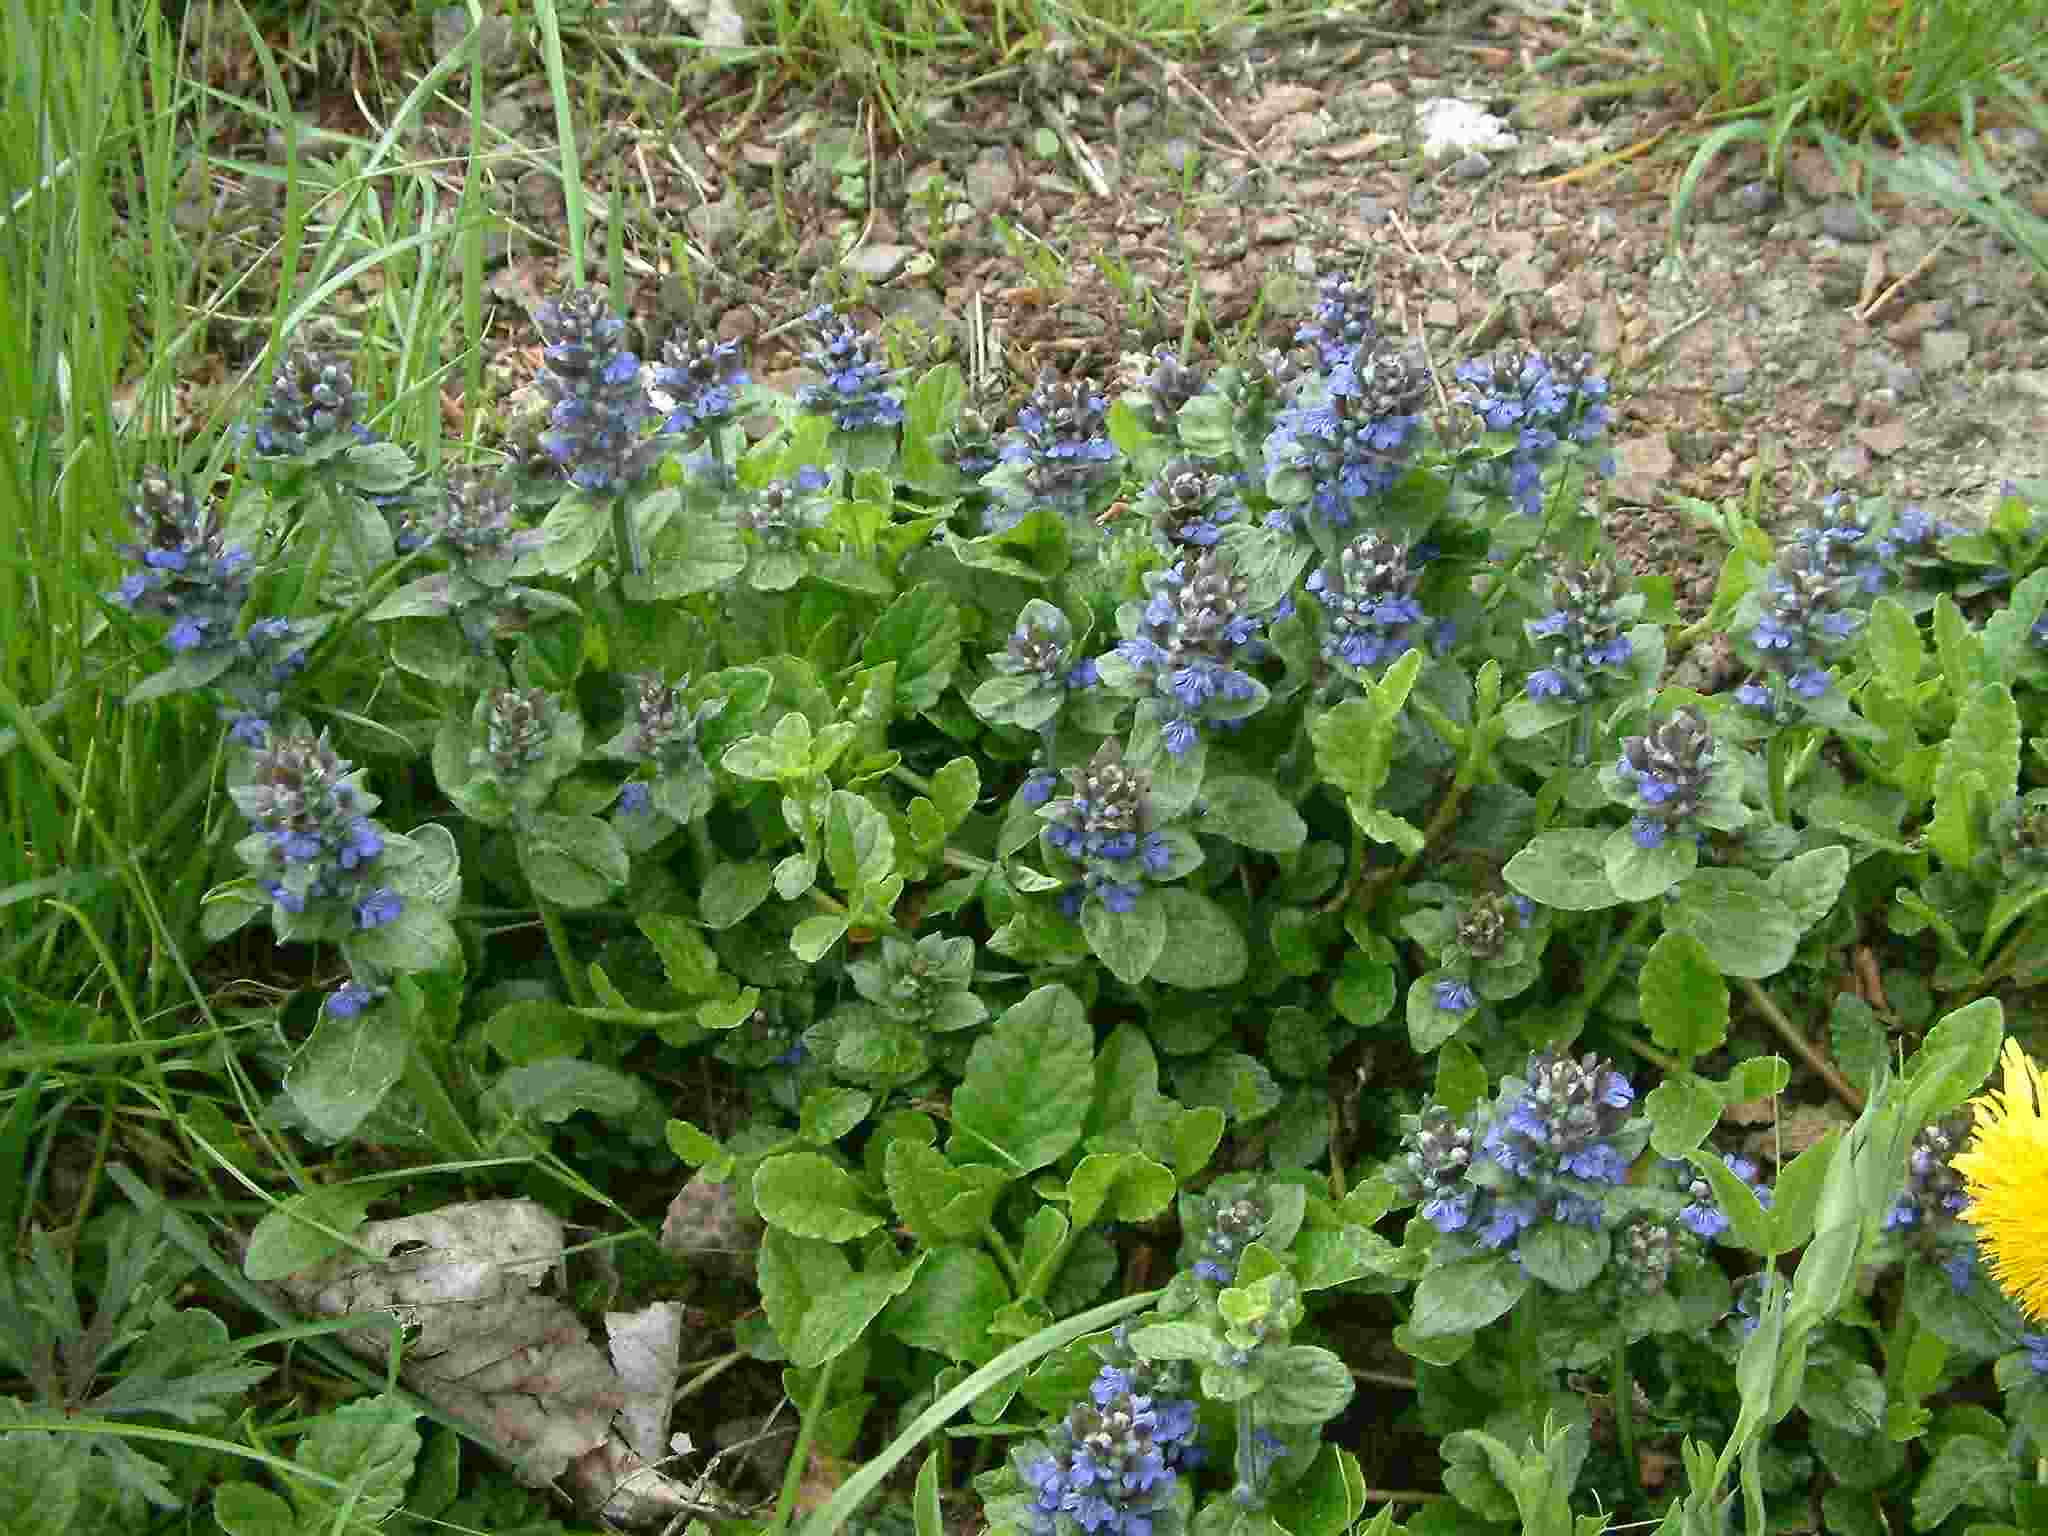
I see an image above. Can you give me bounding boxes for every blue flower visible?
[1631,816,1666,850]
[325,982,379,1018]
[1421,1193,1471,1232]
[1527,668,1567,700]
[1434,978,1479,1014]
[1022,771,1058,807]
[1790,667,1830,699]
[355,887,403,930]
[797,306,904,432]
[1141,833,1172,874]
[1477,1199,1538,1249]
[1162,718,1198,756]
[1734,681,1771,710]
[619,781,653,816]
[1100,882,1141,915]
[338,818,384,870]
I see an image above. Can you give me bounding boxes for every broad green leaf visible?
[1146,889,1248,988]
[1664,868,1801,978]
[700,860,776,927]
[1863,596,1923,693]
[1639,930,1728,1059]
[481,1059,643,1123]
[1503,830,1621,911]
[1258,1344,1355,1424]
[793,1256,925,1368]
[1066,1152,1175,1229]
[1902,997,2004,1127]
[1930,683,2019,869]
[1083,891,1168,986]
[293,1394,421,1530]
[792,914,850,962]
[1912,1434,2013,1530]
[1409,1257,1529,1338]
[1201,775,1308,854]
[1770,845,1851,934]
[640,914,721,994]
[826,789,896,892]
[244,1185,378,1282]
[950,985,1093,1172]
[754,1152,886,1240]
[1603,823,1697,902]
[862,585,962,715]
[481,999,590,1066]
[519,813,628,908]
[287,993,411,1141]
[758,1229,852,1360]
[1645,1072,1724,1158]
[1516,1224,1608,1292]
[1686,1148,1773,1253]
[884,1246,1009,1363]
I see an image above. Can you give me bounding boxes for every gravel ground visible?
[181,1,2048,615]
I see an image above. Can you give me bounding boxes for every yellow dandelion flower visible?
[1952,1037,2048,1324]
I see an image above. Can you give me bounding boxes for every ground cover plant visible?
[8,0,2048,1534]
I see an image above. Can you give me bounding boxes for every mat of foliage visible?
[39,267,2048,1536]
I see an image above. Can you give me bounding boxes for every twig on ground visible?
[1738,977,1866,1111]
[1859,215,1964,324]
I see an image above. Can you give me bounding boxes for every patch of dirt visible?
[179,4,2048,607]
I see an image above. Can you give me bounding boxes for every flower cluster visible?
[735,466,833,589]
[795,305,904,433]
[603,671,724,823]
[228,732,401,928]
[1524,556,1638,703]
[844,934,986,1032]
[249,347,367,457]
[1731,540,1863,717]
[1135,348,1210,435]
[1042,741,1170,913]
[1263,345,1429,532]
[1613,1217,1685,1298]
[1612,708,1716,850]
[1185,1187,1274,1285]
[1678,1154,1774,1242]
[1019,1365,1202,1536]
[477,687,559,780]
[1295,273,1380,369]
[986,367,1120,532]
[1992,793,2048,882]
[1303,532,1428,674]
[942,395,1004,482]
[1138,460,1243,550]
[651,328,749,442]
[218,618,313,747]
[1105,553,1267,755]
[1397,1053,1640,1250]
[534,288,658,495]
[324,981,385,1019]
[1453,347,1613,517]
[111,469,254,655]
[1885,1110,1972,1233]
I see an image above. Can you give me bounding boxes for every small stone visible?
[1827,440,1873,481]
[1161,138,1197,173]
[484,94,528,135]
[1355,196,1389,226]
[1588,208,1619,242]
[1883,363,1923,398]
[1254,214,1298,243]
[435,8,521,72]
[1452,151,1491,180]
[843,242,912,280]
[514,168,565,222]
[1858,420,1910,458]
[1716,369,1751,398]
[1920,329,1972,373]
[1819,200,1878,243]
[1884,299,1954,346]
[1733,179,1780,216]
[963,150,1017,211]
[1612,433,1675,501]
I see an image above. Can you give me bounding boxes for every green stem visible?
[944,846,995,874]
[890,764,935,797]
[1737,977,1864,1110]
[982,1219,1026,1292]
[402,1036,480,1162]
[1612,1346,1639,1502]
[1766,727,1792,825]
[1555,906,1656,1040]
[766,1354,839,1536]
[538,897,594,1008]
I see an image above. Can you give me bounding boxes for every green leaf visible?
[800,1087,876,1146]
[1603,823,1697,901]
[884,1246,1010,1363]
[1409,1257,1529,1338]
[754,1152,886,1241]
[826,789,896,892]
[529,487,610,575]
[862,584,962,715]
[1126,1321,1221,1362]
[287,994,411,1140]
[1515,1224,1609,1292]
[701,860,776,927]
[1639,931,1729,1059]
[1768,1129,1840,1252]
[1930,683,2019,869]
[1864,596,1924,694]
[633,500,749,598]
[1830,994,1887,1097]
[1083,891,1168,986]
[759,1229,851,1360]
[1406,971,1472,1052]
[930,757,980,827]
[482,999,590,1065]
[1146,889,1248,989]
[1902,997,2004,1127]
[1258,1345,1356,1425]
[1912,1435,2014,1530]
[244,1185,377,1282]
[1645,1072,1722,1158]
[481,1059,643,1123]
[793,1256,925,1368]
[792,914,850,962]
[293,1394,421,1530]
[950,985,1093,1172]
[1503,830,1621,911]
[1066,1153,1176,1229]
[640,914,721,995]
[214,1481,295,1536]
[519,813,628,908]
[1664,868,1801,978]
[1770,846,1852,934]
[1331,951,1396,1028]
[1201,776,1308,854]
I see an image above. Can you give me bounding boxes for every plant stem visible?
[1736,977,1864,1110]
[982,1218,1026,1292]
[1555,905,1655,1040]
[538,896,594,1007]
[766,1354,839,1536]
[402,1036,480,1162]
[1612,1346,1639,1502]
